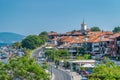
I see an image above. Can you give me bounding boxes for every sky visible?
[0,0,120,35]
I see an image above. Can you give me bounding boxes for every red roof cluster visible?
[51,31,118,44]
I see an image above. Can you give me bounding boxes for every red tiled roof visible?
[51,31,114,44]
[114,32,120,37]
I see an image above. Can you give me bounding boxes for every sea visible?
[0,43,13,47]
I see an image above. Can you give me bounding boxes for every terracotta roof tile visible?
[114,32,120,37]
[51,31,114,44]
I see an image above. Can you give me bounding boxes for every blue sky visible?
[0,0,120,35]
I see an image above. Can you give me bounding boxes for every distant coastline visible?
[0,32,25,46]
[0,43,12,47]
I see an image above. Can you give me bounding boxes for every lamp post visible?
[51,65,52,79]
[70,47,73,80]
[70,52,73,80]
[48,60,52,80]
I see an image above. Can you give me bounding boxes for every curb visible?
[51,72,55,80]
[46,69,55,80]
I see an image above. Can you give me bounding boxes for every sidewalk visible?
[46,69,55,80]
[51,73,55,80]
[71,72,82,80]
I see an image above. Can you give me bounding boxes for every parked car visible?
[86,69,93,74]
[77,70,84,74]
[79,70,90,77]
[82,71,90,76]
[81,77,88,80]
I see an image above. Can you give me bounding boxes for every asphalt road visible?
[32,47,71,80]
[52,67,71,80]
[32,47,43,57]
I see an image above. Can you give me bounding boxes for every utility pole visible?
[49,61,52,80]
[51,65,52,79]
[70,47,73,80]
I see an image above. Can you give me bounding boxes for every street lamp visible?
[51,65,52,79]
[48,61,53,80]
[70,62,73,80]
[70,47,73,80]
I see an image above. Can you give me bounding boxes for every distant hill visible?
[0,32,25,46]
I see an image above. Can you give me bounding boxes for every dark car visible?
[78,70,85,74]
[86,69,93,74]
[83,71,90,76]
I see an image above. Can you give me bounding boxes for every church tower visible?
[81,19,87,31]
[81,19,87,35]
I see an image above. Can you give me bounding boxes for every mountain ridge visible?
[0,32,25,44]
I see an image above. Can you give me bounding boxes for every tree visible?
[12,42,22,49]
[22,35,42,49]
[112,26,120,33]
[58,49,70,59]
[39,31,48,44]
[39,35,48,44]
[0,62,10,79]
[71,30,77,34]
[76,54,91,60]
[0,57,50,80]
[91,27,101,32]
[76,55,85,60]
[39,31,48,35]
[45,49,70,61]
[84,54,91,59]
[78,47,86,55]
[89,62,120,80]
[45,49,55,61]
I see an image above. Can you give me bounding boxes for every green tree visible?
[91,27,101,32]
[89,62,120,80]
[0,57,50,80]
[45,49,55,61]
[112,26,120,33]
[71,30,77,34]
[58,49,70,59]
[12,42,22,49]
[39,35,48,44]
[39,31,48,44]
[39,31,48,35]
[84,54,91,59]
[22,35,42,49]
[0,62,10,79]
[78,47,86,55]
[45,49,70,61]
[76,55,85,60]
[76,54,91,60]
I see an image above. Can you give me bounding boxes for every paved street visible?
[52,67,71,80]
[32,47,71,80]
[32,47,43,57]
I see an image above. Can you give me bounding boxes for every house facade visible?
[47,21,120,58]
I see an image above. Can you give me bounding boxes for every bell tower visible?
[81,19,87,31]
[81,19,87,35]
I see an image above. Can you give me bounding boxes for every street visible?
[32,47,71,80]
[32,47,43,57]
[51,66,71,80]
